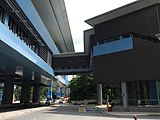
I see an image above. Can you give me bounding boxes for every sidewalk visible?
[0,104,160,119]
[0,105,56,120]
[96,105,160,118]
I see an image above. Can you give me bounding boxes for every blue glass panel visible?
[93,37,133,56]
[47,91,53,100]
[61,93,65,97]
[148,80,158,105]
[56,93,61,98]
[0,22,54,76]
[55,75,66,85]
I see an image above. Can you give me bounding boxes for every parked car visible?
[54,98,63,104]
[45,99,52,105]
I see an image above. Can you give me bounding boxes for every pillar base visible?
[97,84,103,105]
[121,81,128,108]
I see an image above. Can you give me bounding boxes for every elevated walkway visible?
[52,52,92,75]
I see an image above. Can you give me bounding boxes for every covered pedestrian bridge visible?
[52,52,92,75]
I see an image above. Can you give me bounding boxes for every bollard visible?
[108,106,112,112]
[106,104,112,112]
[134,114,137,120]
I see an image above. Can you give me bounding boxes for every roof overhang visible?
[32,0,74,53]
[85,0,160,27]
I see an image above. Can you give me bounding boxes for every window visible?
[7,12,48,62]
[0,6,4,23]
[112,36,120,41]
[93,42,97,46]
[13,22,17,34]
[99,40,104,44]
[8,17,13,30]
[47,51,52,66]
[122,34,130,39]
[31,43,37,52]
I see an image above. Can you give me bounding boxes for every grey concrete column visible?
[66,87,70,97]
[2,64,15,105]
[56,86,61,98]
[62,87,65,97]
[97,84,103,105]
[121,81,128,108]
[33,74,41,103]
[20,68,32,104]
[156,81,160,109]
[47,80,53,100]
[33,86,40,103]
[2,77,15,105]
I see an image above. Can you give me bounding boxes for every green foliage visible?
[68,74,96,100]
[68,74,120,102]
[102,84,119,102]
[14,85,21,100]
[39,87,48,100]
[13,85,54,101]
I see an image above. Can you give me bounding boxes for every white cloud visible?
[65,0,137,52]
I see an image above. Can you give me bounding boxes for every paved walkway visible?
[96,105,160,118]
[0,106,52,120]
[0,104,160,119]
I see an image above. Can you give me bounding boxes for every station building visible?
[0,0,74,105]
[49,0,160,108]
[85,0,160,107]
[1,0,160,109]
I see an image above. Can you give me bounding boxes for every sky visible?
[65,0,137,52]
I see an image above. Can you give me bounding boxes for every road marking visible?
[78,107,86,112]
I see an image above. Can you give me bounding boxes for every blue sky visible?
[65,0,137,52]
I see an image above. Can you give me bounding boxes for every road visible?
[1,104,160,120]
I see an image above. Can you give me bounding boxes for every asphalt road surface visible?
[1,104,160,120]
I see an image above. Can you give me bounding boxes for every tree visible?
[102,84,119,103]
[39,87,48,100]
[68,74,120,103]
[68,74,96,100]
[13,85,53,101]
[14,85,21,100]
